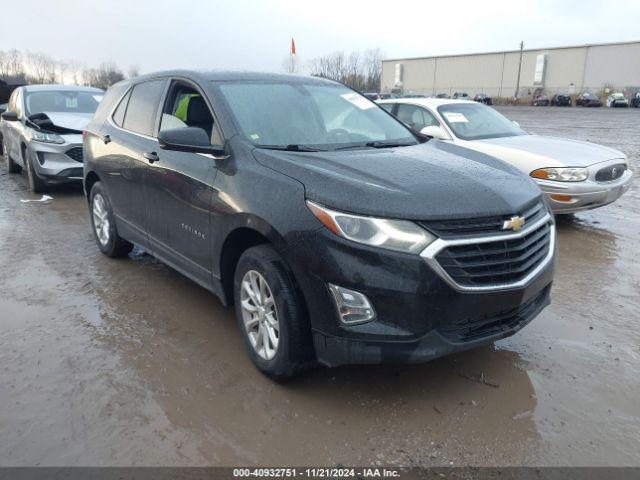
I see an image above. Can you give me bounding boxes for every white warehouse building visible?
[381,40,640,100]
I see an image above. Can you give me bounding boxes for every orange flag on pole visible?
[291,38,296,56]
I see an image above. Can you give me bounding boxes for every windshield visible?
[437,103,527,141]
[612,93,624,99]
[25,90,103,116]
[214,81,417,150]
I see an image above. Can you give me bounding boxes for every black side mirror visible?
[158,127,227,158]
[1,111,19,122]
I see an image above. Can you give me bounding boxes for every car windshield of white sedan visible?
[25,91,102,116]
[215,81,417,150]
[437,104,527,141]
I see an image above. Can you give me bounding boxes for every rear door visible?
[141,78,221,287]
[97,79,167,245]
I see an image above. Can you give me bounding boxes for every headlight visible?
[306,200,435,254]
[31,130,65,144]
[530,167,588,182]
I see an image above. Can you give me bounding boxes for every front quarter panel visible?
[210,138,320,278]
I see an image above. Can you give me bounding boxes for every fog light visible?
[327,284,376,324]
[550,194,573,202]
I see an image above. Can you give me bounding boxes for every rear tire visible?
[89,181,133,258]
[3,141,20,174]
[23,145,48,193]
[233,245,314,380]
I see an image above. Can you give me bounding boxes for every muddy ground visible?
[0,106,638,467]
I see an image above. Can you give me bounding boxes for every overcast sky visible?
[3,0,640,74]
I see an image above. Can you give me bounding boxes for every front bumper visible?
[28,134,84,183]
[536,163,633,214]
[285,222,555,367]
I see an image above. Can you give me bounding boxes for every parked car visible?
[435,93,450,99]
[84,71,555,379]
[551,93,571,106]
[452,92,469,100]
[473,93,492,105]
[575,92,602,107]
[378,98,633,214]
[0,81,24,105]
[631,92,640,108]
[531,94,550,106]
[363,92,381,101]
[606,92,629,108]
[402,94,426,98]
[0,84,104,192]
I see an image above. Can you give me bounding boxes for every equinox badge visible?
[502,215,525,232]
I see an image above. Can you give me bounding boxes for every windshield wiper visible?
[365,140,416,148]
[333,141,415,151]
[255,144,325,152]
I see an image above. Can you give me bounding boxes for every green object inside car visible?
[174,93,199,122]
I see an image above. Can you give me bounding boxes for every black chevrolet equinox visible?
[83,71,555,379]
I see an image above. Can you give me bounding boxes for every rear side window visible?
[112,89,131,127]
[379,103,395,113]
[93,82,127,122]
[121,79,166,136]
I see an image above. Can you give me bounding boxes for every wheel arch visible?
[217,215,291,305]
[84,171,101,201]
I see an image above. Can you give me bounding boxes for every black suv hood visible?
[252,141,542,220]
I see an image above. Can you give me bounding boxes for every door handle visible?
[143,151,159,164]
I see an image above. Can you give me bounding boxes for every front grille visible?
[65,147,83,163]
[595,163,626,182]
[419,201,545,238]
[434,221,552,288]
[438,286,550,342]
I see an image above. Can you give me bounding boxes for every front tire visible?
[89,182,133,258]
[23,145,48,193]
[233,245,313,380]
[3,141,20,174]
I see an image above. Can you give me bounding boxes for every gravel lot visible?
[0,106,638,467]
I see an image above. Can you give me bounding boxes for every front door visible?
[141,79,221,287]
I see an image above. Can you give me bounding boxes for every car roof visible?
[129,70,340,86]
[22,84,104,93]
[377,97,478,107]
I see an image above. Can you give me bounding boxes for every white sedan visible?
[378,98,633,214]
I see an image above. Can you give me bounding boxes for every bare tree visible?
[0,49,26,84]
[362,48,383,92]
[127,65,140,79]
[309,49,383,92]
[85,62,125,89]
[26,52,57,84]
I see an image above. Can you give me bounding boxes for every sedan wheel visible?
[240,270,279,360]
[92,193,111,246]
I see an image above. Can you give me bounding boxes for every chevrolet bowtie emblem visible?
[502,215,525,231]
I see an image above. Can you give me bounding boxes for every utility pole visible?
[515,41,524,101]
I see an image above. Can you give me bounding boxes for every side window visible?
[379,103,395,114]
[7,90,16,112]
[13,90,23,117]
[159,81,222,145]
[421,108,440,127]
[121,79,166,136]
[112,89,131,127]
[396,104,439,130]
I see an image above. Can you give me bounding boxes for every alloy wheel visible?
[92,194,111,246]
[240,270,280,360]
